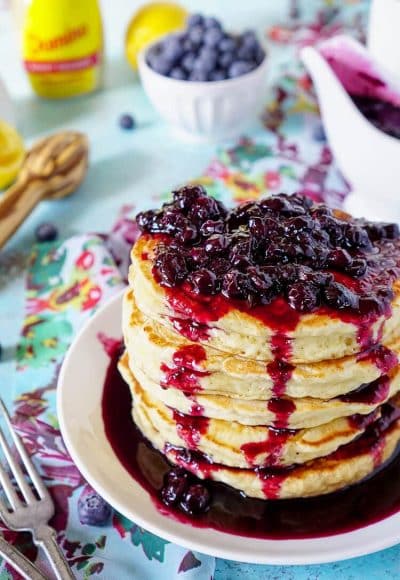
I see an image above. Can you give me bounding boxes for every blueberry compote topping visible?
[136,187,400,316]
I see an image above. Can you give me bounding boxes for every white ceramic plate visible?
[57,290,400,565]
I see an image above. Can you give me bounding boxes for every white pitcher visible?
[301,37,400,221]
[368,0,400,81]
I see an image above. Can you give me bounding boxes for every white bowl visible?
[138,44,268,141]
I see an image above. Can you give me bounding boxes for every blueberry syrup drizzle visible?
[267,398,297,428]
[347,409,380,431]
[189,402,205,416]
[103,350,400,538]
[172,410,209,449]
[340,376,390,405]
[357,344,398,374]
[160,364,205,394]
[266,359,294,397]
[172,344,207,369]
[160,345,210,394]
[241,427,296,468]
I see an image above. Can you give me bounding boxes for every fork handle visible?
[34,525,75,580]
[0,536,47,580]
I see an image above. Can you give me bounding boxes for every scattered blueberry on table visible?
[78,485,113,526]
[35,222,58,243]
[119,113,136,130]
[146,13,266,81]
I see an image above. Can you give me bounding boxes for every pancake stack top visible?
[120,187,400,515]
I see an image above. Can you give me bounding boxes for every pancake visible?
[129,235,400,365]
[121,189,400,503]
[120,350,400,429]
[123,289,400,401]
[132,386,400,499]
[123,359,387,469]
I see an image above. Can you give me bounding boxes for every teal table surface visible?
[0,0,399,578]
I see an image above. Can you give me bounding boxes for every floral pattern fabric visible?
[0,1,381,579]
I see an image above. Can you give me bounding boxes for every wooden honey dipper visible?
[0,131,88,249]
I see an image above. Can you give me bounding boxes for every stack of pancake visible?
[119,233,400,500]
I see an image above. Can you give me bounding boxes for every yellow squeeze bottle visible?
[21,0,103,99]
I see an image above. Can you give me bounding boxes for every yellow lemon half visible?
[125,2,187,70]
[0,120,25,189]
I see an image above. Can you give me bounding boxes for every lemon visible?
[0,120,25,189]
[125,2,187,70]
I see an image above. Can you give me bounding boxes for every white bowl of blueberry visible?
[138,13,268,141]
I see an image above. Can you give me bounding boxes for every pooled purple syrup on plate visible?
[102,348,400,540]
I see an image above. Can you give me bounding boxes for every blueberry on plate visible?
[78,485,113,526]
[180,483,211,515]
[119,113,136,130]
[35,223,58,243]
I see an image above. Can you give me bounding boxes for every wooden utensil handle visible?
[0,181,47,249]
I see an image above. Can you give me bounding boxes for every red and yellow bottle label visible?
[22,0,103,98]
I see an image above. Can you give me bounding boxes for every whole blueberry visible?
[119,113,136,130]
[170,67,187,80]
[181,52,197,72]
[209,69,226,81]
[163,36,184,63]
[150,55,172,75]
[219,36,236,52]
[78,485,112,526]
[195,47,218,73]
[35,223,58,243]
[255,45,266,64]
[189,70,208,82]
[203,16,222,30]
[237,44,255,61]
[180,483,210,515]
[187,13,204,28]
[218,51,235,69]
[154,250,188,286]
[345,257,367,278]
[188,25,204,46]
[222,269,249,299]
[228,60,255,78]
[323,282,358,310]
[161,468,190,506]
[188,268,217,295]
[313,123,326,142]
[204,27,224,47]
[241,30,258,49]
[287,281,319,313]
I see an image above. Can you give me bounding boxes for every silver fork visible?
[0,399,74,580]
[0,535,47,580]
